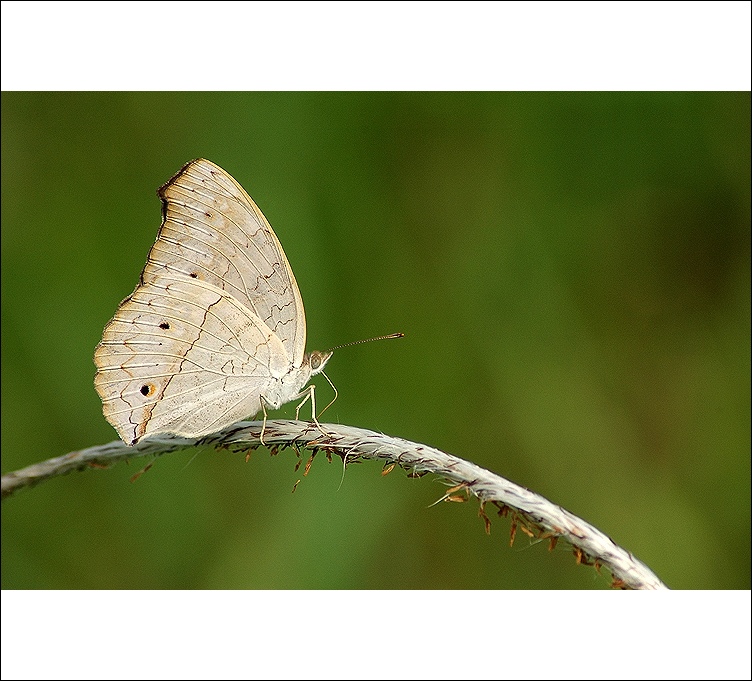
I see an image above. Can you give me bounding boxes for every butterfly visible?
[94,159,332,445]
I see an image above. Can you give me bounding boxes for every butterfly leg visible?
[295,371,338,421]
[316,370,338,420]
[259,396,271,447]
[294,384,314,421]
[294,385,329,439]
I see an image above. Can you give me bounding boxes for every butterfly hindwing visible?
[95,265,293,443]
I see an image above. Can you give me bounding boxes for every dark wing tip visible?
[157,158,211,199]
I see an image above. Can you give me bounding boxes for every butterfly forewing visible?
[143,159,306,364]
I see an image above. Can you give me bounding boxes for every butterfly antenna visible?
[326,332,404,352]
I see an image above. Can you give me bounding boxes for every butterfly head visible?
[306,349,333,376]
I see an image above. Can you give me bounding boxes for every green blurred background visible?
[2,92,749,589]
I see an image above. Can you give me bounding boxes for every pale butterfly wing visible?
[94,159,326,445]
[94,275,292,445]
[143,158,307,364]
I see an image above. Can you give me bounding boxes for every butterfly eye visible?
[310,355,320,370]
